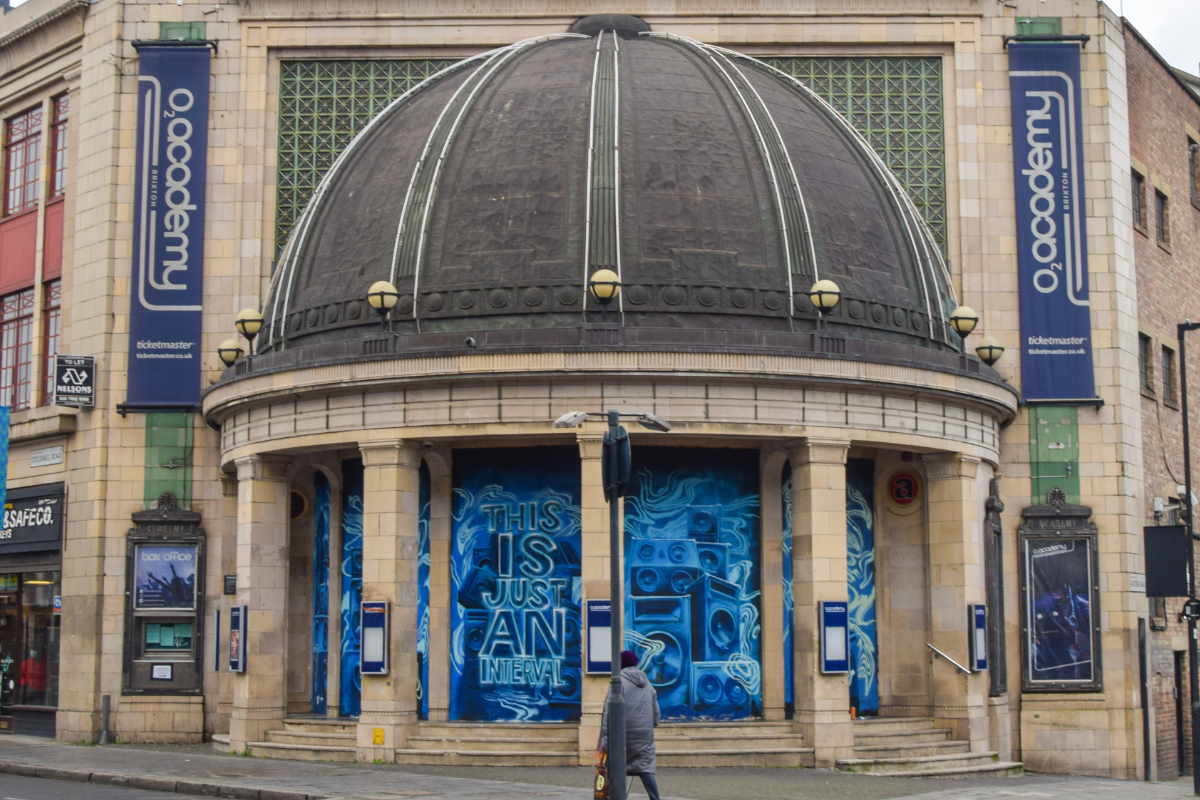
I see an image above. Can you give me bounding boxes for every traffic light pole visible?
[605,409,627,800]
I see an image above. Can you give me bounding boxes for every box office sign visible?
[0,484,64,554]
[134,544,198,610]
[126,43,212,409]
[1008,42,1096,403]
[1017,488,1102,692]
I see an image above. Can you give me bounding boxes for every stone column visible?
[425,447,453,722]
[577,426,609,764]
[788,438,853,767]
[924,453,988,751]
[229,455,291,751]
[759,447,789,721]
[356,439,422,762]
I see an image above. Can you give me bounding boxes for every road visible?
[0,774,180,799]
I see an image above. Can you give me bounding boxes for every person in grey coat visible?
[601,650,661,800]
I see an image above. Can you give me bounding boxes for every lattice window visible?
[40,280,61,406]
[274,59,459,254]
[273,56,947,255]
[50,94,69,199]
[0,288,35,411]
[4,105,42,216]
[761,57,947,249]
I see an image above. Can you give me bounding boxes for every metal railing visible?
[926,642,971,675]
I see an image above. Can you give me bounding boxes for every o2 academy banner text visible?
[127,43,211,408]
[1009,42,1096,403]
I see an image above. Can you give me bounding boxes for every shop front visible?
[0,484,63,737]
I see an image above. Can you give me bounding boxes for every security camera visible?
[465,337,477,348]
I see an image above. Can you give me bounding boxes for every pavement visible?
[0,735,1193,800]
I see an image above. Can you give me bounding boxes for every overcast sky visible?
[1114,1,1198,73]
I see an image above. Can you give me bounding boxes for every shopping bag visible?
[594,749,609,800]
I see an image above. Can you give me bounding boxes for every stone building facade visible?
[1124,21,1200,783]
[0,0,1182,781]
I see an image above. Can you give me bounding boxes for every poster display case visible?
[122,493,204,695]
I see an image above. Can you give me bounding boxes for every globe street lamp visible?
[808,279,841,330]
[552,408,671,800]
[975,337,1005,367]
[588,269,620,324]
[949,306,978,367]
[217,339,244,367]
[366,280,401,333]
[234,307,265,354]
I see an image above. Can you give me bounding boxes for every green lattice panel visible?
[275,60,459,254]
[762,57,946,248]
[274,56,946,255]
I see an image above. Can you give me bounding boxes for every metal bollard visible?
[99,695,110,745]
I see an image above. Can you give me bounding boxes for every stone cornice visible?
[203,350,1019,427]
[234,453,291,482]
[787,437,851,466]
[0,0,87,80]
[360,438,422,468]
[239,0,981,21]
[923,452,982,481]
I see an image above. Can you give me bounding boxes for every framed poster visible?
[1018,489,1101,692]
[134,544,198,610]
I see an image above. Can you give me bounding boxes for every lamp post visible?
[366,280,401,333]
[1178,319,1200,797]
[234,307,265,355]
[553,409,671,800]
[588,269,620,324]
[808,279,841,330]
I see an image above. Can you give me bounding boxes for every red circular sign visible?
[889,472,921,507]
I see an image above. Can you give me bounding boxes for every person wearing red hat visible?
[601,650,661,800]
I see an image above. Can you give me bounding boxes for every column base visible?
[357,713,417,762]
[931,694,989,751]
[793,709,854,767]
[229,706,286,752]
[988,695,1012,761]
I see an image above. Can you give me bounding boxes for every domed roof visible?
[260,17,962,361]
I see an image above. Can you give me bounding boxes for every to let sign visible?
[53,355,95,407]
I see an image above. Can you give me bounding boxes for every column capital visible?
[233,454,290,482]
[220,473,238,498]
[577,431,604,461]
[786,438,851,467]
[924,452,983,481]
[360,438,422,468]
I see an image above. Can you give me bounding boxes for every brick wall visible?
[1125,21,1200,780]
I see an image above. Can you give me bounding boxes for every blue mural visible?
[846,458,878,716]
[450,448,583,722]
[782,463,793,712]
[312,472,331,715]
[624,448,761,721]
[340,460,364,718]
[417,460,431,720]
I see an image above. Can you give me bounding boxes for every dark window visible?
[1132,172,1145,228]
[40,280,61,406]
[1163,345,1176,402]
[1191,141,1199,205]
[4,106,42,216]
[1156,191,1169,244]
[1139,333,1152,391]
[0,288,35,411]
[50,94,68,199]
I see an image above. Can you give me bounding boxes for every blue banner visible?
[1009,43,1095,402]
[450,447,582,722]
[846,458,878,715]
[127,44,210,407]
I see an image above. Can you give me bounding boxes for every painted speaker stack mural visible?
[624,448,762,721]
[449,448,583,722]
[845,459,878,716]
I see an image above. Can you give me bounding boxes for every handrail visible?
[926,642,971,676]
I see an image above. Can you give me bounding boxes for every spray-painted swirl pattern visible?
[449,448,582,722]
[624,448,762,720]
[339,460,364,718]
[846,458,878,715]
[417,460,431,720]
[312,472,331,715]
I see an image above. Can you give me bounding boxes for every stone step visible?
[394,748,579,766]
[854,728,952,747]
[837,750,1006,775]
[852,740,970,759]
[657,747,815,768]
[247,740,356,763]
[211,733,231,753]
[282,717,357,735]
[657,733,806,752]
[415,722,577,741]
[851,716,941,734]
[864,761,1025,778]
[406,735,577,753]
[266,729,357,748]
[657,722,794,737]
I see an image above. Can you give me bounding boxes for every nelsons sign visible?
[1008,42,1096,403]
[126,43,212,409]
